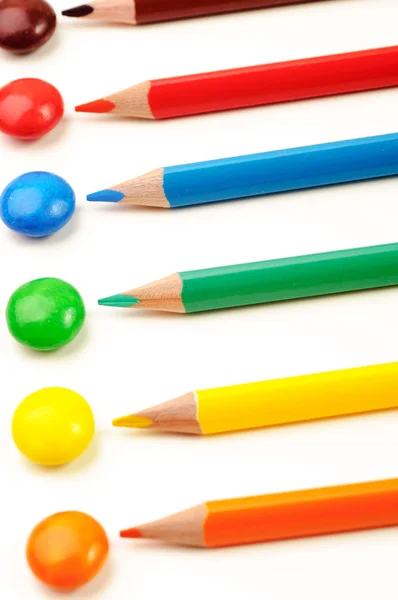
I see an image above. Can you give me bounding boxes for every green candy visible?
[6,278,85,351]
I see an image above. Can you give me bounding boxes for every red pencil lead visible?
[75,99,115,113]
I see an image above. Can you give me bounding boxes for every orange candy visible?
[26,511,109,591]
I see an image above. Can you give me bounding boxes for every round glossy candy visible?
[0,0,56,55]
[0,78,64,140]
[12,387,95,465]
[0,172,75,238]
[27,511,109,591]
[6,278,85,351]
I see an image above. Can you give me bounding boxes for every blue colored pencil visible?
[87,133,398,209]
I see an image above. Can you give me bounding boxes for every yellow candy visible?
[12,387,95,466]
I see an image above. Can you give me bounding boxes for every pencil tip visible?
[87,189,125,203]
[76,99,115,114]
[62,4,93,16]
[113,415,153,428]
[98,294,140,308]
[120,527,143,539]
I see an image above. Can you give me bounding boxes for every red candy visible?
[0,78,64,140]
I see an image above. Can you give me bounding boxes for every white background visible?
[1,0,398,597]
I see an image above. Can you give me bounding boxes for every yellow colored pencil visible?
[113,362,398,435]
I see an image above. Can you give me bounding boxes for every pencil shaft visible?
[197,362,398,434]
[205,479,398,547]
[149,46,398,119]
[162,133,398,207]
[179,243,398,312]
[134,0,322,24]
[121,479,398,548]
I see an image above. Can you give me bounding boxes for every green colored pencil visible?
[98,242,398,313]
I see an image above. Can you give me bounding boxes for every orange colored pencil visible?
[121,479,398,548]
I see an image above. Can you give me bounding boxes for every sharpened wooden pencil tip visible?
[113,415,153,429]
[120,527,143,539]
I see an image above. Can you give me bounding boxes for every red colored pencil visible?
[75,46,398,119]
[62,0,327,25]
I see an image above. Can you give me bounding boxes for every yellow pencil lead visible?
[112,415,153,429]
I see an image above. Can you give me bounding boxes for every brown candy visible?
[0,0,56,54]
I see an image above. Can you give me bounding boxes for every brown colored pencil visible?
[62,0,327,25]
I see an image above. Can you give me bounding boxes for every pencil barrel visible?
[150,46,398,119]
[204,480,398,547]
[163,134,398,207]
[197,362,398,434]
[180,243,398,312]
[134,0,320,24]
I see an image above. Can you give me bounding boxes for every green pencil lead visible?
[98,294,140,308]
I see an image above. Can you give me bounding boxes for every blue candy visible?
[0,171,75,237]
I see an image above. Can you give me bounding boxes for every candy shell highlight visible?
[27,511,109,591]
[12,387,95,466]
[1,171,75,238]
[6,277,85,351]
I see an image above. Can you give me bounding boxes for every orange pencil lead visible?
[120,527,143,539]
